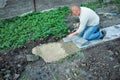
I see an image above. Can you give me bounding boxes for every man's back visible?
[79,7,100,26]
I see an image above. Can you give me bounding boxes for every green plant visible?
[0,6,70,50]
[66,54,76,61]
[76,51,84,57]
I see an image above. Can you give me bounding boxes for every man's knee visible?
[83,36,92,41]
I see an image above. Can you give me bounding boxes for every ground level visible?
[0,3,120,80]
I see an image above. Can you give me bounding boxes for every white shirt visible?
[77,7,100,33]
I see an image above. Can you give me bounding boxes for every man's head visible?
[70,4,81,16]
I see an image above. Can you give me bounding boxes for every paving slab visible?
[63,24,120,49]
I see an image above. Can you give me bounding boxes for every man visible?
[67,4,106,41]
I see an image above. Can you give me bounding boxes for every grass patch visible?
[76,51,84,57]
[0,7,70,50]
[66,51,84,61]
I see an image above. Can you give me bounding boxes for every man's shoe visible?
[100,30,106,39]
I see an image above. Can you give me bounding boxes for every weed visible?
[76,51,84,57]
[57,59,64,64]
[66,54,76,61]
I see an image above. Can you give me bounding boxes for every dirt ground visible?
[0,3,120,80]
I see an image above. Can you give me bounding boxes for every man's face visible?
[71,10,80,16]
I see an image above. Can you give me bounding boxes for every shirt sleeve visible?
[76,18,88,33]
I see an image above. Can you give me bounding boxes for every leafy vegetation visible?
[76,51,84,57]
[0,7,70,49]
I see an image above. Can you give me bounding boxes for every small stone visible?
[88,74,93,79]
[17,55,25,59]
[26,54,39,62]
[68,30,70,33]
[17,64,21,67]
[66,69,70,73]
[110,57,114,61]
[89,68,94,71]
[6,70,10,74]
[73,73,77,77]
[108,16,113,19]
[115,52,119,56]
[1,69,5,71]
[4,74,10,78]
[67,78,71,80]
[113,65,120,69]
[81,62,87,67]
[94,72,97,74]
[0,57,3,61]
[108,50,114,56]
[14,74,20,79]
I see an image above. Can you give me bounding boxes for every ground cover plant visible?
[0,7,70,50]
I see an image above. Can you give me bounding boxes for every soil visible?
[0,3,120,80]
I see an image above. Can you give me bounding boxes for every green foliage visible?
[57,59,64,64]
[0,7,70,49]
[66,54,76,61]
[80,0,106,10]
[76,51,84,57]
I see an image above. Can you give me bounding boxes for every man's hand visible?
[73,23,79,29]
[67,31,79,38]
[67,33,74,38]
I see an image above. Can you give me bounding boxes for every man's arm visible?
[67,31,79,38]
[67,12,88,38]
[67,23,86,38]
